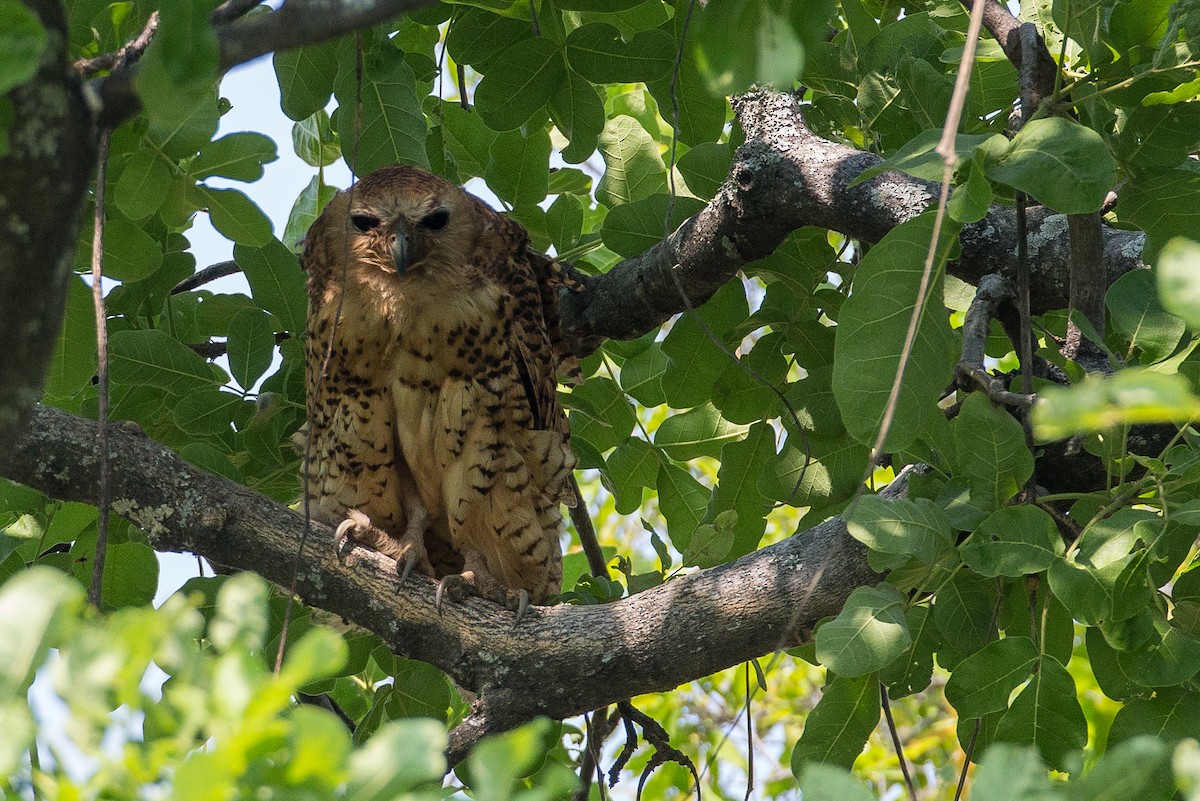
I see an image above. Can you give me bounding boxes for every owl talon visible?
[397,549,418,583]
[435,573,473,612]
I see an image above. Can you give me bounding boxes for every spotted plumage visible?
[301,165,579,608]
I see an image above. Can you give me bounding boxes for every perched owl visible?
[301,165,580,615]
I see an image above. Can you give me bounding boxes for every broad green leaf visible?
[881,604,939,697]
[138,45,219,158]
[333,44,428,174]
[292,111,341,168]
[0,1,45,94]
[564,23,674,84]
[544,193,584,252]
[284,174,336,251]
[961,506,1064,577]
[110,329,218,395]
[44,277,98,400]
[192,132,278,182]
[1034,369,1200,440]
[600,193,705,257]
[656,463,709,552]
[758,431,868,511]
[711,332,789,424]
[93,541,159,609]
[692,0,833,94]
[1052,0,1117,65]
[156,0,218,89]
[796,764,877,801]
[654,403,748,460]
[1108,689,1200,745]
[227,307,276,390]
[569,376,636,453]
[445,8,532,70]
[994,656,1088,773]
[211,572,271,652]
[953,392,1034,510]
[0,568,83,699]
[660,281,749,408]
[677,142,731,199]
[113,149,172,221]
[844,495,952,566]
[346,718,445,799]
[549,69,605,164]
[196,186,273,247]
[682,510,737,568]
[1117,103,1200,170]
[485,127,551,207]
[646,47,728,146]
[173,390,243,437]
[934,571,996,655]
[604,438,659,515]
[100,212,164,282]
[273,41,339,122]
[944,636,1038,718]
[596,115,667,207]
[986,117,1115,213]
[815,584,911,676]
[1116,615,1200,687]
[852,129,1000,186]
[833,212,960,451]
[707,421,775,558]
[1157,236,1200,330]
[948,154,994,224]
[1120,170,1200,261]
[968,745,1060,801]
[234,238,307,333]
[1066,736,1173,801]
[790,673,880,771]
[474,37,564,132]
[1106,268,1186,362]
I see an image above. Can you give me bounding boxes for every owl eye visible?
[420,209,450,231]
[351,213,380,232]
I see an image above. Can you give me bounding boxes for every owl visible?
[301,164,580,616]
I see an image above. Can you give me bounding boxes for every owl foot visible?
[334,509,434,581]
[333,510,374,558]
[507,588,530,626]
[435,571,476,612]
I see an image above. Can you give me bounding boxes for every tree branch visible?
[0,404,884,764]
[0,1,95,451]
[561,89,1145,354]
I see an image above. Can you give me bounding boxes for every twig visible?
[88,129,113,609]
[186,332,292,360]
[211,0,262,25]
[881,683,918,801]
[171,261,243,294]
[74,12,160,77]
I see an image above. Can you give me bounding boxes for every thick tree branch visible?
[217,0,441,72]
[0,404,884,763]
[562,89,1145,354]
[0,1,95,451]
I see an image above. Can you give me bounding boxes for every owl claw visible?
[510,589,530,626]
[435,573,472,613]
[397,549,418,583]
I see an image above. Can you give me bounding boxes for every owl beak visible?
[390,220,410,275]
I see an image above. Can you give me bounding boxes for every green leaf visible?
[596,115,667,207]
[796,764,877,801]
[1034,369,1200,440]
[759,431,869,511]
[549,70,605,164]
[192,132,278,182]
[1120,169,1200,261]
[101,212,165,282]
[283,174,337,252]
[173,390,243,436]
[445,7,532,70]
[968,745,1059,801]
[707,422,775,558]
[292,111,341,168]
[138,46,219,158]
[346,718,445,799]
[994,655,1088,773]
[1067,736,1174,801]
[569,376,636,453]
[44,277,98,400]
[934,571,996,655]
[234,238,307,333]
[0,568,83,699]
[600,193,705,257]
[604,439,659,515]
[844,495,952,566]
[682,510,737,568]
[961,506,1064,578]
[196,186,273,247]
[1157,236,1200,330]
[815,584,911,676]
[544,193,584,252]
[852,129,1000,186]
[1108,689,1200,745]
[156,0,218,89]
[93,541,159,609]
[474,37,564,132]
[211,572,271,652]
[273,41,339,122]
[110,329,219,396]
[656,463,709,552]
[227,307,276,390]
[948,155,995,224]
[660,281,749,408]
[953,392,1034,511]
[114,149,172,221]
[485,127,551,207]
[881,604,939,697]
[564,23,674,84]
[986,117,1116,213]
[790,673,880,772]
[333,43,428,174]
[653,403,748,460]
[1106,268,1186,362]
[1117,103,1200,170]
[832,212,960,451]
[0,1,45,94]
[944,636,1038,718]
[692,0,832,94]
